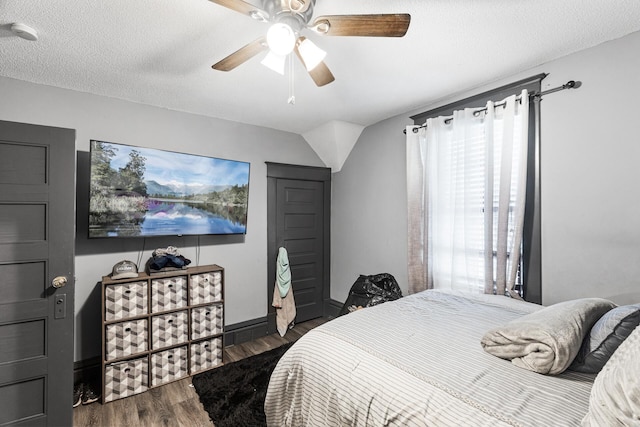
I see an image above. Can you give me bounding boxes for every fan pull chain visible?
[287,54,295,105]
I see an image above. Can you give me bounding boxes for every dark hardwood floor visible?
[73,317,328,427]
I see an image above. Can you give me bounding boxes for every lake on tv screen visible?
[138,200,246,236]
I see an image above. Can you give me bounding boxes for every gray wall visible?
[330,115,410,301]
[0,77,324,361]
[2,29,639,361]
[332,30,640,306]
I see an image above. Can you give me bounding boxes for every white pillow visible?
[582,324,640,426]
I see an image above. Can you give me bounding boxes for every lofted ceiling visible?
[1,1,640,137]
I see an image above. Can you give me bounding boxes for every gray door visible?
[276,179,324,322]
[0,120,75,426]
[267,163,330,329]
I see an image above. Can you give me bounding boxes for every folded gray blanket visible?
[481,298,616,374]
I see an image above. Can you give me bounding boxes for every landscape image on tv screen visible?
[89,140,250,238]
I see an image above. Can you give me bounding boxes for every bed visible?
[265,289,623,426]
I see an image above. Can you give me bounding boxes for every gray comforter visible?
[265,290,597,426]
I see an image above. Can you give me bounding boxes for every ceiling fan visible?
[209,0,411,87]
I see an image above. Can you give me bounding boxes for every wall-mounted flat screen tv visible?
[88,140,250,238]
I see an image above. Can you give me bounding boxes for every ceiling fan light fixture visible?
[261,50,287,75]
[298,38,326,71]
[266,23,296,56]
[10,23,38,41]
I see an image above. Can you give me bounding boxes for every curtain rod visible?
[403,80,581,134]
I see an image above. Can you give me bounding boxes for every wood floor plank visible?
[171,397,214,427]
[104,391,142,427]
[224,344,252,362]
[169,376,202,404]
[72,401,103,427]
[136,387,175,426]
[259,334,286,349]
[74,317,329,426]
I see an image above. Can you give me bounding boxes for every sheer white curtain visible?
[406,90,529,295]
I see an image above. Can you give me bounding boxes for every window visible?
[409,74,544,302]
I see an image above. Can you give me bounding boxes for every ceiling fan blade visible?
[311,14,411,37]
[212,36,267,71]
[307,61,335,87]
[294,38,335,87]
[208,0,269,21]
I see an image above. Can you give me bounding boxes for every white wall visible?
[0,77,324,361]
[332,30,640,306]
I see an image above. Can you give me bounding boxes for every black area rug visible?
[192,342,294,427]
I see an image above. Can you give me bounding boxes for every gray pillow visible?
[570,304,640,373]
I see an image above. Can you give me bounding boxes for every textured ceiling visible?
[1,1,640,135]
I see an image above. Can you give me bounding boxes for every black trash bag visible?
[339,273,402,316]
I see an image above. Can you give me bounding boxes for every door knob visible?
[52,276,68,289]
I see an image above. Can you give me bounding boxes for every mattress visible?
[265,290,596,426]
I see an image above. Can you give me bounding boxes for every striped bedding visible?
[265,290,596,426]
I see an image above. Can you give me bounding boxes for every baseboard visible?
[324,298,343,318]
[74,356,101,387]
[224,317,269,346]
[228,302,343,345]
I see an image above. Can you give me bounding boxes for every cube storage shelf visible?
[101,264,224,403]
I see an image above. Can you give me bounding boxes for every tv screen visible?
[88,140,250,238]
